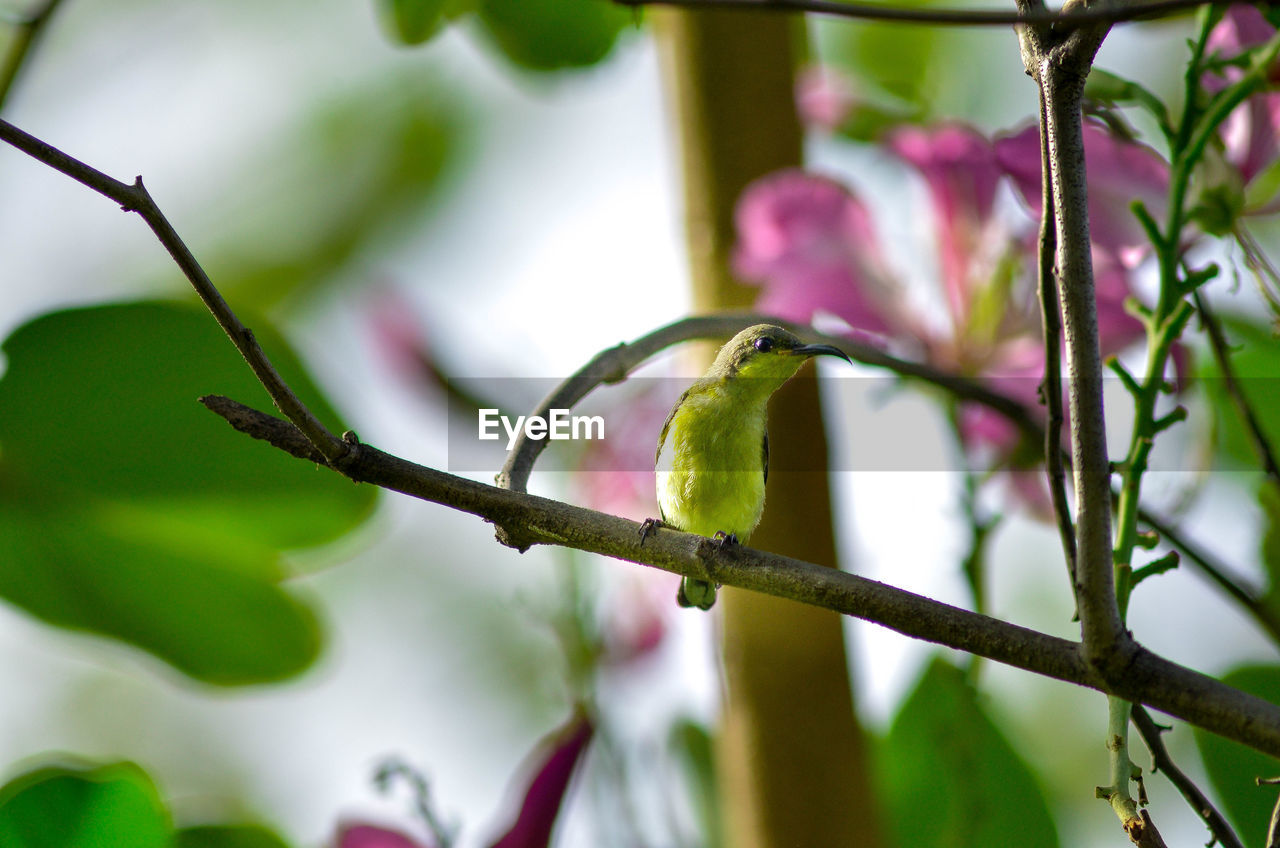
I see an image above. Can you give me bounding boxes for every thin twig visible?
[1194,290,1280,485]
[486,308,1280,648]
[615,0,1241,28]
[0,0,65,111]
[1032,80,1079,594]
[199,393,1280,759]
[1036,17,1129,668]
[1261,776,1280,848]
[0,117,349,464]
[496,313,1039,494]
[10,110,1280,772]
[1132,705,1245,848]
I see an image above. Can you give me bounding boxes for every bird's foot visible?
[639,518,664,545]
[711,531,739,551]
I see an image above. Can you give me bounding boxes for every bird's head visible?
[709,324,852,392]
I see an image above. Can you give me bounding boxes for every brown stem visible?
[1132,705,1244,848]
[617,0,1238,28]
[0,117,349,464]
[201,394,1280,760]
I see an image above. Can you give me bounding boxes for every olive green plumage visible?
[655,324,851,610]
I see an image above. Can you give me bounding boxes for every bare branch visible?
[1132,705,1245,848]
[1194,290,1280,485]
[0,117,349,465]
[496,313,1040,494]
[1032,83,1079,594]
[1030,13,1129,668]
[201,394,1280,759]
[614,0,1241,28]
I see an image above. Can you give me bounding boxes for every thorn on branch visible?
[1135,530,1160,550]
[1153,405,1188,434]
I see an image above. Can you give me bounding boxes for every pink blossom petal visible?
[734,170,899,335]
[1207,5,1276,62]
[995,122,1169,261]
[1204,8,1280,198]
[796,66,857,130]
[337,823,432,848]
[889,125,1004,319]
[602,574,670,666]
[486,713,594,848]
[1093,252,1146,356]
[1003,471,1057,522]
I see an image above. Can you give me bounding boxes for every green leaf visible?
[381,0,448,44]
[474,0,631,71]
[1084,68,1173,133]
[0,762,172,848]
[880,657,1059,848]
[0,301,377,684]
[171,825,292,848]
[1193,665,1280,848]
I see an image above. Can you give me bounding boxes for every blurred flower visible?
[796,66,858,131]
[337,823,433,848]
[571,384,671,522]
[994,120,1169,267]
[335,711,593,848]
[1205,5,1280,189]
[890,125,1006,324]
[733,170,905,340]
[600,572,669,667]
[1201,8,1280,319]
[368,289,438,388]
[734,121,1167,512]
[486,711,594,848]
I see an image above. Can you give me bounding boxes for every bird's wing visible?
[656,387,692,465]
[762,430,769,485]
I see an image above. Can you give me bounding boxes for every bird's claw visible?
[639,518,663,545]
[711,531,739,551]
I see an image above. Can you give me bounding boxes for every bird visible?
[643,324,852,610]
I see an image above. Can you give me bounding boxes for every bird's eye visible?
[754,337,774,353]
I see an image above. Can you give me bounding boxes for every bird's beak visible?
[791,343,853,366]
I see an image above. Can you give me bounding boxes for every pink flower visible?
[733,170,901,338]
[890,125,1005,323]
[994,121,1169,266]
[1204,6,1280,212]
[335,712,594,848]
[486,712,594,848]
[796,66,857,131]
[337,823,433,848]
[733,121,1165,513]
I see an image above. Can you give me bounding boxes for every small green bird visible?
[646,324,851,610]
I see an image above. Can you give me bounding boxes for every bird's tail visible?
[677,576,717,610]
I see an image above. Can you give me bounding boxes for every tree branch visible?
[490,310,1280,650]
[1132,705,1245,848]
[496,313,1041,495]
[199,393,1280,759]
[1032,14,1130,670]
[1032,81,1079,595]
[11,113,1272,650]
[0,117,349,465]
[1194,290,1280,485]
[615,0,1242,28]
